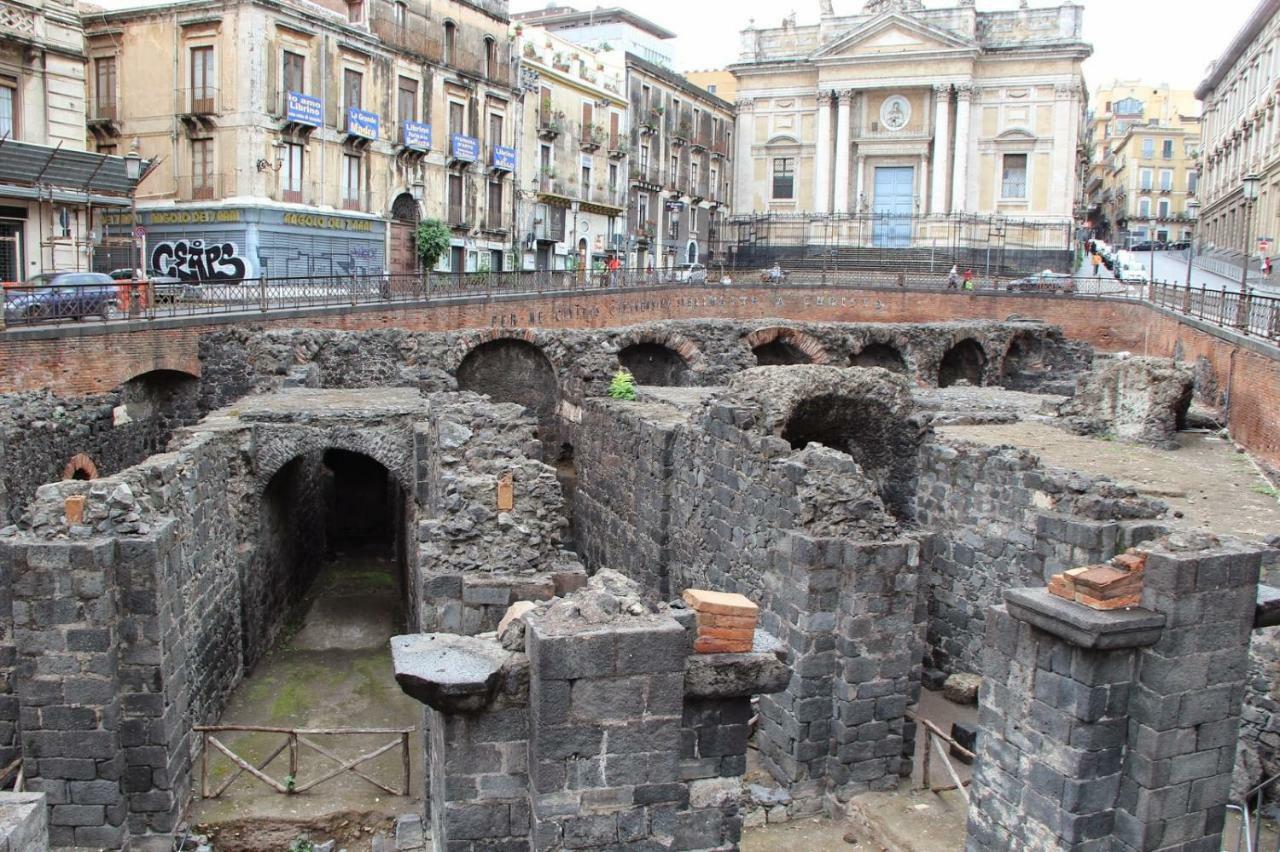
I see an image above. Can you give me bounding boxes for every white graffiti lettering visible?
[151,239,249,282]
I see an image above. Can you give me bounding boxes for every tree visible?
[414,219,451,270]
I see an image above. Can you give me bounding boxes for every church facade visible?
[729,0,1090,253]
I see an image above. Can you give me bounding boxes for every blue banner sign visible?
[402,120,432,151]
[346,108,380,140]
[491,144,516,171]
[450,134,479,162]
[285,91,322,127]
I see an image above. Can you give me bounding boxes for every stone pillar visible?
[854,155,866,214]
[967,533,1265,852]
[7,538,130,850]
[812,92,834,214]
[1051,84,1076,216]
[833,91,853,214]
[931,85,951,214]
[1113,535,1261,852]
[951,85,973,213]
[734,99,754,214]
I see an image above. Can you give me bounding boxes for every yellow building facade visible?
[729,0,1090,250]
[684,70,737,103]
[513,23,627,272]
[83,0,517,278]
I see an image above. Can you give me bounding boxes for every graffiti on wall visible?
[151,240,249,281]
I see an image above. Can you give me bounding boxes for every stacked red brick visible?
[1047,550,1148,610]
[682,589,759,653]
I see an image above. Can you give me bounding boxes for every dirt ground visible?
[939,423,1280,542]
[187,552,422,852]
[741,690,975,852]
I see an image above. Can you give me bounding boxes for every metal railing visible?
[1226,769,1280,852]
[1,270,1277,346]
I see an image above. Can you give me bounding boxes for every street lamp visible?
[1183,198,1200,292]
[123,139,143,282]
[1240,173,1261,292]
[1148,218,1156,286]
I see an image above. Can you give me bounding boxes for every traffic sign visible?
[133,226,147,239]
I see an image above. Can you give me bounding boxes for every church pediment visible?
[813,12,976,60]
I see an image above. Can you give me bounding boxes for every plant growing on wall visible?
[608,368,637,401]
[415,218,451,269]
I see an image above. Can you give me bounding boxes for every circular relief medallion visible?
[880,95,911,131]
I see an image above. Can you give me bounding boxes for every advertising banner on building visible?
[402,121,432,152]
[491,145,516,172]
[346,108,381,140]
[450,134,479,163]
[286,91,322,127]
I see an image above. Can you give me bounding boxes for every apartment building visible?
[83,0,516,279]
[513,22,627,272]
[1197,0,1280,258]
[0,0,143,279]
[1083,81,1199,243]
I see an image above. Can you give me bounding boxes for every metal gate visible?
[0,222,21,281]
[873,166,915,248]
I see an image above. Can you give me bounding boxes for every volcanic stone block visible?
[391,634,513,713]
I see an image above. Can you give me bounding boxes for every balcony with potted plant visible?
[538,109,565,140]
[580,122,606,153]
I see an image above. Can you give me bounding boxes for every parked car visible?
[4,272,119,323]
[666,263,707,284]
[1006,271,1075,294]
[108,268,203,303]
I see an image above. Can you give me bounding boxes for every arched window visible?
[444,21,457,66]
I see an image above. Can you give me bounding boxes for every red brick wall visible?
[2,287,1277,465]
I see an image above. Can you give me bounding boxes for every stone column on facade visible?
[1051,84,1077,218]
[734,98,754,215]
[951,84,973,213]
[931,84,952,215]
[854,155,867,216]
[813,91,834,214]
[833,91,853,214]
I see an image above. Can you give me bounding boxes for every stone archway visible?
[455,337,561,432]
[615,329,704,386]
[851,342,909,373]
[938,339,987,387]
[745,326,830,366]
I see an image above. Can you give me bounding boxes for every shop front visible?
[99,205,387,281]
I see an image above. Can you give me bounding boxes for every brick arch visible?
[62,453,99,481]
[448,328,569,377]
[613,329,706,371]
[744,326,832,364]
[253,428,413,495]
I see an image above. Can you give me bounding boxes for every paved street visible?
[1077,249,1280,294]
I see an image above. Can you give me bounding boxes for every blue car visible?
[4,272,120,323]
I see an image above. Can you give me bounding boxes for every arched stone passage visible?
[938,339,987,387]
[780,391,918,518]
[121,368,201,451]
[619,343,689,386]
[456,338,560,428]
[745,327,830,366]
[753,339,811,366]
[247,448,410,670]
[62,453,99,481]
[851,342,908,373]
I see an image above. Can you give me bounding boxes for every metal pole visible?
[1240,199,1253,294]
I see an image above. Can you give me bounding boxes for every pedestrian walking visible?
[963,268,974,290]
[1091,251,1102,277]
[946,265,959,289]
[1265,255,1273,278]
[607,253,622,288]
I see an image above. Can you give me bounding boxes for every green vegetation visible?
[608,368,637,401]
[1253,483,1280,500]
[414,219,451,268]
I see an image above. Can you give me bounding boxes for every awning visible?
[0,138,150,203]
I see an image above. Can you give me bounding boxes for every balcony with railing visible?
[630,162,662,187]
[538,108,566,140]
[671,120,692,147]
[88,96,121,140]
[342,189,372,212]
[179,87,219,117]
[275,178,320,206]
[637,107,664,135]
[580,122,606,153]
[177,173,233,201]
[607,136,627,160]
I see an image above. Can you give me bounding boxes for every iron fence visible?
[2,270,1276,345]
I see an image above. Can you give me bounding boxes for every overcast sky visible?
[511,0,1262,99]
